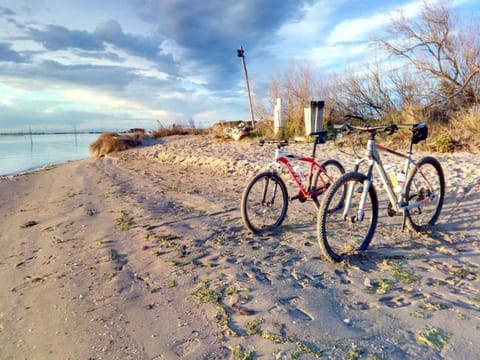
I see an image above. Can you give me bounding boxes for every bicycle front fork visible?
[342,178,371,223]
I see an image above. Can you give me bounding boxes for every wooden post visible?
[237,46,255,129]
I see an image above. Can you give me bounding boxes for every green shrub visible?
[433,133,454,153]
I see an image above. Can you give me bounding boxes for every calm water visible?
[0,133,100,176]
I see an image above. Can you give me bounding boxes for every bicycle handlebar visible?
[257,139,289,147]
[336,122,422,135]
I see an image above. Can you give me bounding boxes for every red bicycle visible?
[241,131,345,233]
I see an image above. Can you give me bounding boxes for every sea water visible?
[0,133,100,176]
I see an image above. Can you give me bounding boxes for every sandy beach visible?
[0,134,479,359]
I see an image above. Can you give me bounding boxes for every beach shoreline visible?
[1,134,479,359]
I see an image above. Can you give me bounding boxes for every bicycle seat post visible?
[312,137,318,158]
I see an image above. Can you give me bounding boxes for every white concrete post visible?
[274,98,284,135]
[304,100,324,135]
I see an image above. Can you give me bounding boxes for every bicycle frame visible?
[345,130,438,225]
[270,147,329,199]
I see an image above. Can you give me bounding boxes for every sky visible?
[0,0,477,132]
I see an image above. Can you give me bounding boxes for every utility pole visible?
[237,46,255,129]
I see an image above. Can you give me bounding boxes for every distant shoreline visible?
[0,131,104,136]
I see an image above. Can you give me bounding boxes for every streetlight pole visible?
[237,46,255,129]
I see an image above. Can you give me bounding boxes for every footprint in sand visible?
[252,267,271,285]
[273,296,314,321]
[379,295,411,308]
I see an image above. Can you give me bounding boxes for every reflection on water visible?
[0,133,99,176]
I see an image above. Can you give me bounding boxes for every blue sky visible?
[0,0,477,132]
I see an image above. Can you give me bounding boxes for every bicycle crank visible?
[290,191,308,203]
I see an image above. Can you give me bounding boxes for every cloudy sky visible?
[0,0,476,132]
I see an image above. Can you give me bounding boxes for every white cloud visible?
[277,2,334,41]
[309,42,372,68]
[327,13,390,45]
[62,88,165,115]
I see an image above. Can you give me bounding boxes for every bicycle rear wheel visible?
[317,172,378,262]
[241,172,288,233]
[404,156,445,232]
[311,159,345,208]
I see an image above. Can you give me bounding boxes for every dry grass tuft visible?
[89,125,207,158]
[151,124,204,138]
[89,132,142,158]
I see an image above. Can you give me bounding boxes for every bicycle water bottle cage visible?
[310,130,328,144]
[412,123,428,144]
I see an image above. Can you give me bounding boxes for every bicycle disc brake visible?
[387,202,397,217]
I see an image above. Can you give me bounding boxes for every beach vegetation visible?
[388,260,421,284]
[347,349,361,360]
[196,209,207,217]
[419,299,450,312]
[213,236,225,245]
[367,278,394,295]
[448,265,479,280]
[165,279,176,288]
[116,210,135,230]
[245,318,263,336]
[416,326,451,350]
[89,131,142,158]
[191,279,238,336]
[192,280,221,304]
[261,330,294,344]
[430,133,454,153]
[155,234,177,247]
[410,310,428,319]
[231,344,253,360]
[296,342,324,358]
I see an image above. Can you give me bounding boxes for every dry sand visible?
[0,134,479,359]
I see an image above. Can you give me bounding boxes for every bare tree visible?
[323,58,428,124]
[379,0,480,112]
[266,63,323,136]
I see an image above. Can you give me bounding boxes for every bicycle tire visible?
[241,171,289,233]
[317,172,378,262]
[311,159,345,209]
[404,156,445,232]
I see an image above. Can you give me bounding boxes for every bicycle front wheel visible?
[317,172,378,262]
[311,159,345,208]
[404,156,445,232]
[241,172,288,233]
